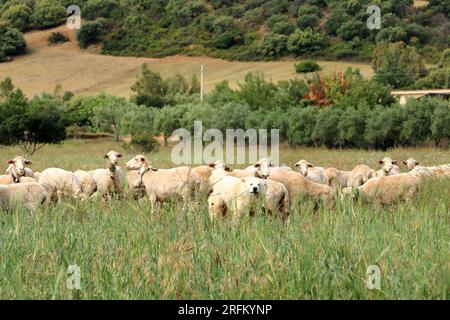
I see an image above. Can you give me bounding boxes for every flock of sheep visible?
[1,150,449,220]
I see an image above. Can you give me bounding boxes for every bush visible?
[287,28,326,56]
[0,4,32,31]
[130,132,158,153]
[32,0,66,28]
[0,23,27,61]
[295,60,320,73]
[296,14,319,29]
[48,32,69,45]
[258,33,288,58]
[287,107,318,146]
[431,101,450,144]
[77,19,107,49]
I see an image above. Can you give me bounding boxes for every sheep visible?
[126,170,146,199]
[242,158,274,179]
[268,169,334,204]
[193,160,227,193]
[342,173,420,205]
[125,155,201,212]
[209,164,290,218]
[0,156,33,184]
[375,157,401,177]
[402,158,449,178]
[88,151,125,199]
[293,160,327,184]
[0,182,47,211]
[347,164,374,187]
[38,168,85,202]
[74,170,97,198]
[208,176,266,221]
[323,167,350,188]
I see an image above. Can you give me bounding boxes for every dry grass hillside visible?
[0,25,373,98]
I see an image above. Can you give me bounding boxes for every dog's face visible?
[243,177,266,195]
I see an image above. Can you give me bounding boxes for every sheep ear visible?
[103,154,109,159]
[151,168,158,172]
[207,163,215,168]
[7,160,14,164]
[392,160,397,164]
[117,153,123,158]
[25,160,32,165]
[225,166,232,172]
[415,161,419,165]
[308,163,313,168]
[294,163,299,167]
[254,163,261,168]
[379,160,384,164]
[402,161,407,165]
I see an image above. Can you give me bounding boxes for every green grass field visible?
[0,139,449,299]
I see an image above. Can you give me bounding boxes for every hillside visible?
[0,25,373,98]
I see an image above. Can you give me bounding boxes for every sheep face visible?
[254,158,272,179]
[243,177,266,195]
[403,158,419,171]
[294,160,313,177]
[209,160,232,172]
[7,156,32,181]
[379,157,397,174]
[126,155,150,171]
[104,150,122,166]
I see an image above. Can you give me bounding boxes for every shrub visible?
[48,32,69,45]
[295,60,320,73]
[287,107,318,146]
[130,132,158,153]
[287,28,326,56]
[32,0,66,28]
[296,14,319,29]
[0,23,27,61]
[77,19,107,49]
[0,4,32,31]
[258,33,288,58]
[431,101,450,145]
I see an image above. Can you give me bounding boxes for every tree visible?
[258,33,288,58]
[91,94,135,142]
[32,0,66,28]
[287,107,318,146]
[373,42,427,89]
[0,4,32,31]
[431,101,450,145]
[131,64,168,108]
[154,105,187,146]
[0,22,26,61]
[287,28,325,56]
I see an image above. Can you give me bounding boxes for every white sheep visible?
[0,182,47,211]
[74,170,98,198]
[0,156,34,184]
[375,157,401,177]
[293,160,327,184]
[38,168,85,202]
[88,151,125,199]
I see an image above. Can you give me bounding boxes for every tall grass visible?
[0,140,449,299]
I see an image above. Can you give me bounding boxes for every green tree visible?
[154,105,187,146]
[0,22,26,61]
[131,64,168,108]
[431,101,450,145]
[287,28,325,56]
[373,42,426,89]
[32,0,66,28]
[0,4,32,31]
